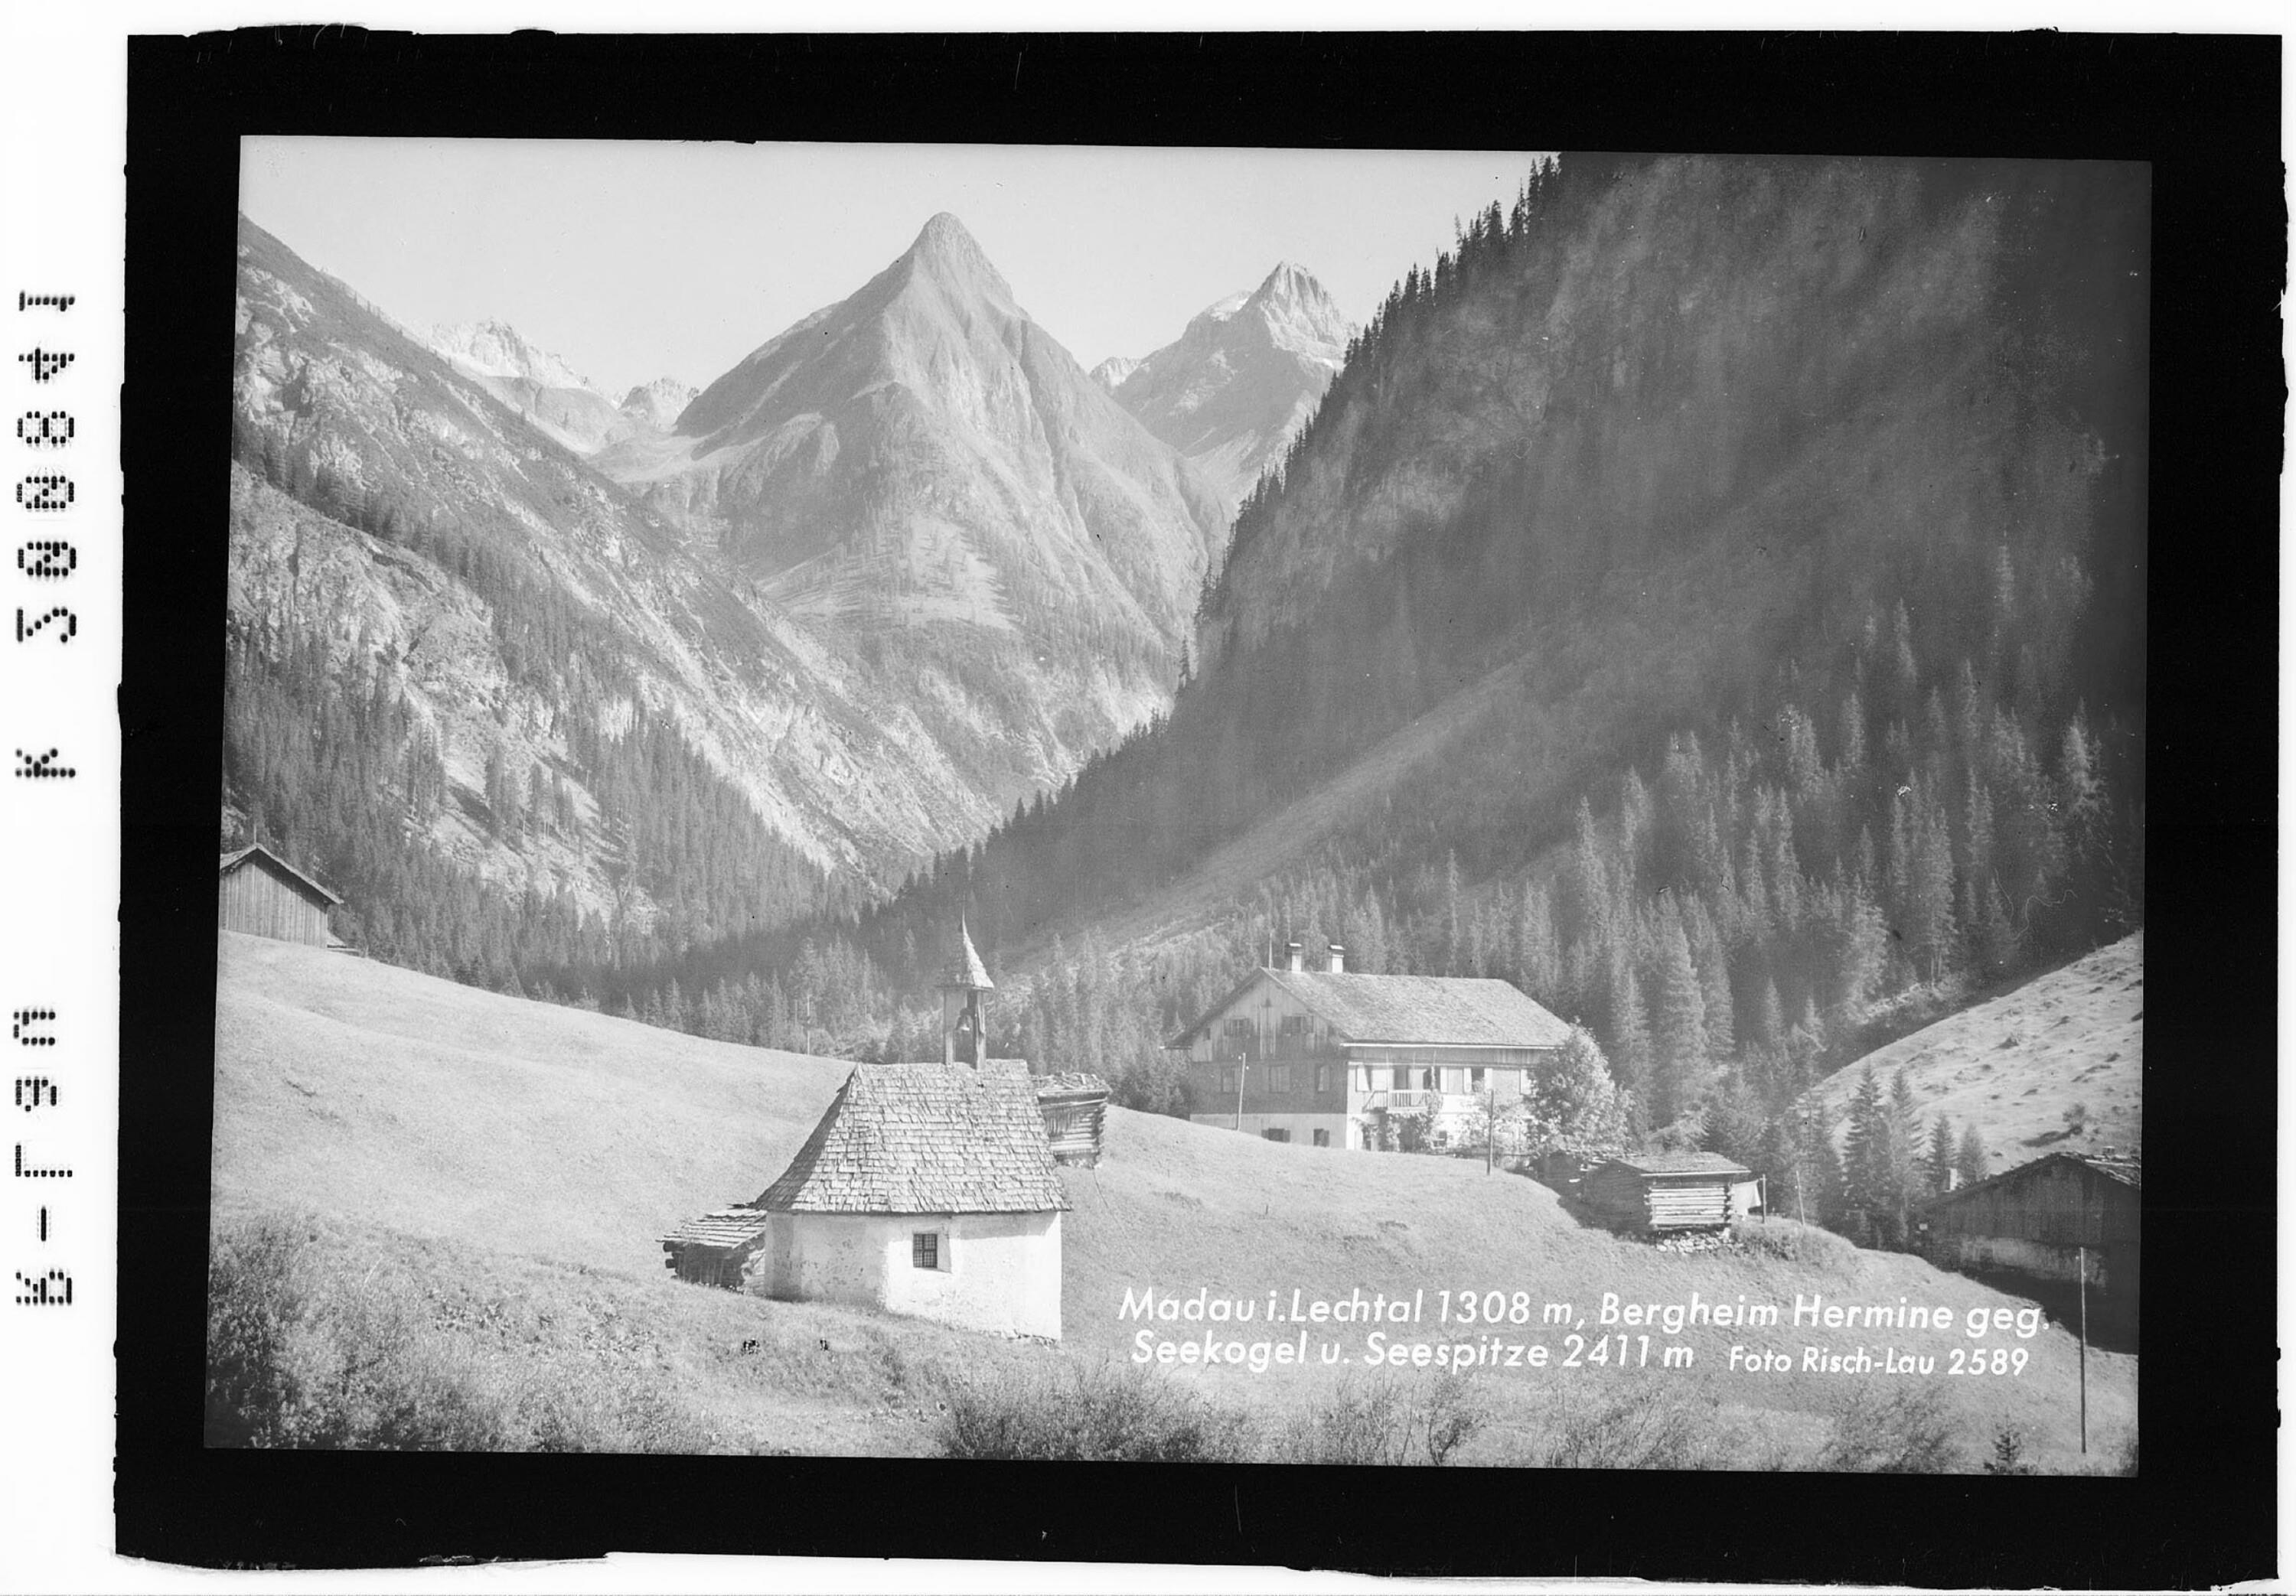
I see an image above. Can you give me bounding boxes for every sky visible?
[240,138,1544,399]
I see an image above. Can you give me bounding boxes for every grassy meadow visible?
[211,931,2135,1469]
[1798,933,2144,1165]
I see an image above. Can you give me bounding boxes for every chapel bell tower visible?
[939,919,994,1068]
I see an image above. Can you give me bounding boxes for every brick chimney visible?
[1286,940,1303,972]
[1326,943,1345,974]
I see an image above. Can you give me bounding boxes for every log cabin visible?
[1166,942,1570,1150]
[1580,1152,1758,1233]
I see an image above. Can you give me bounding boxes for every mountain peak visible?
[429,318,600,395]
[902,211,1010,299]
[1257,260,1313,295]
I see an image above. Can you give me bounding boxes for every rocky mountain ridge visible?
[227,210,1238,969]
[1102,259,1352,515]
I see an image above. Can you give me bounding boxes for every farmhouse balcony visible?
[1362,1090,1519,1116]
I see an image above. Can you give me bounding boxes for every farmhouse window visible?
[1263,1128,1290,1143]
[1313,1129,1331,1148]
[912,1232,941,1270]
[1280,1014,1306,1036]
[1315,1063,1334,1093]
[1220,1067,1239,1093]
[1223,1017,1254,1038]
[1470,1067,1486,1091]
[1267,1063,1292,1092]
[1442,1067,1466,1094]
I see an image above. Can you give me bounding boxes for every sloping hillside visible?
[214,933,2133,1467]
[214,932,851,1274]
[1799,933,2144,1169]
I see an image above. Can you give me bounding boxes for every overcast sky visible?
[240,138,1543,399]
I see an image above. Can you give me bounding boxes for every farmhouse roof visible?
[218,843,343,905]
[1596,1152,1755,1179]
[1921,1150,2142,1210]
[758,1063,1068,1215]
[1168,969,1570,1050]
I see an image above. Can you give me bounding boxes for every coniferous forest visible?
[224,153,2146,1256]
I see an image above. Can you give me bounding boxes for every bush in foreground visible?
[206,1214,712,1452]
[1277,1375,1484,1466]
[1728,1215,1858,1274]
[1815,1383,1962,1473]
[936,1362,1254,1462]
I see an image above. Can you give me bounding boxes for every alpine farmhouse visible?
[1167,943,1570,1151]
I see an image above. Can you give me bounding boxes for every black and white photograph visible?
[206,132,2153,1477]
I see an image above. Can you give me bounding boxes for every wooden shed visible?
[218,844,341,946]
[1918,1151,2140,1321]
[657,1206,773,1288]
[1033,1073,1110,1167]
[1581,1152,1756,1233]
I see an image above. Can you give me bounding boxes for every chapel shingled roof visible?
[758,1063,1069,1215]
[1171,969,1570,1050]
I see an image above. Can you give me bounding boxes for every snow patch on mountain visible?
[428,319,603,394]
[1104,261,1354,516]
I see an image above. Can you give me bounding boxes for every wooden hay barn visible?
[218,844,343,947]
[657,1207,773,1288]
[1918,1151,2140,1318]
[1032,1072,1110,1167]
[1582,1152,1757,1233]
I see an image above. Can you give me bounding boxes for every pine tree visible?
[1701,1070,1766,1168]
[1753,976,1786,1056]
[1685,897,1737,1063]
[1926,1113,1957,1196]
[1607,959,1652,1106]
[1514,881,1561,1002]
[1649,907,1708,1126]
[1883,1070,1923,1246]
[1955,1119,1990,1187]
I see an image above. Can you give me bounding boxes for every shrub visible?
[1815,1384,1962,1473]
[1729,1215,1857,1275]
[936,1363,1254,1462]
[1279,1374,1484,1466]
[1536,1383,1716,1470]
[207,1213,715,1453]
[204,1217,316,1447]
[1982,1425,2036,1475]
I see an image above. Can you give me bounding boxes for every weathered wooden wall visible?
[1041,1098,1105,1166]
[1928,1160,2137,1252]
[1644,1177,1729,1230]
[218,859,331,946]
[1582,1165,1736,1230]
[1923,1158,2140,1304]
